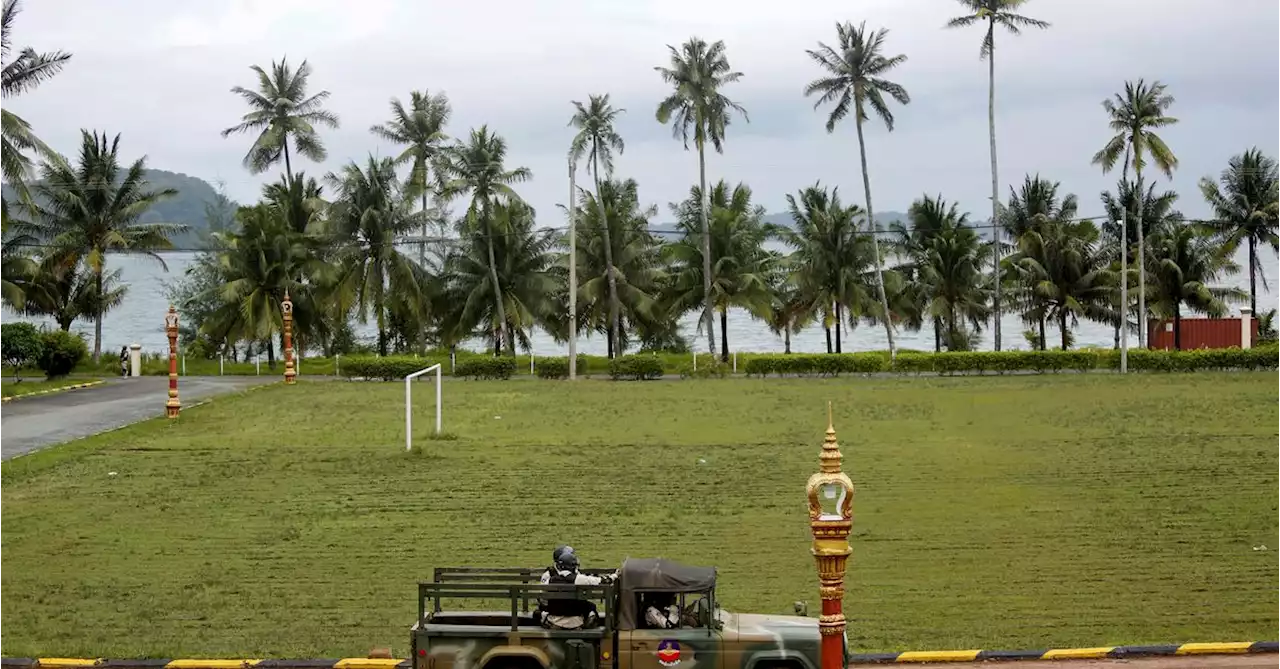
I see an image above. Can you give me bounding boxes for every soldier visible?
[643,592,680,629]
[539,551,616,630]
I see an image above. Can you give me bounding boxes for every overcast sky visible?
[6,0,1278,225]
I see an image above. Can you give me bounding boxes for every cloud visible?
[4,0,1276,225]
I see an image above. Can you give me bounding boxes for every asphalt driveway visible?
[1,376,271,460]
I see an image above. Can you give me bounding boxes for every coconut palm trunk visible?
[1173,302,1182,350]
[482,206,508,356]
[1248,237,1257,315]
[697,137,717,356]
[592,151,621,357]
[853,98,897,358]
[834,303,843,353]
[1134,167,1146,348]
[987,21,1002,351]
[1059,310,1069,350]
[719,308,729,362]
[93,265,104,361]
[282,139,293,187]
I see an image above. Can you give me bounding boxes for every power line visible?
[3,214,1228,254]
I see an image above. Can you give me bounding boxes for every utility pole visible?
[568,158,578,380]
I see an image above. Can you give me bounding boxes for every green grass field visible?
[2,374,1276,658]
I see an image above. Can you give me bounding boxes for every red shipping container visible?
[1148,316,1257,350]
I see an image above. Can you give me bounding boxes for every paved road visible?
[0,376,271,460]
[849,656,1275,668]
[880,654,1280,665]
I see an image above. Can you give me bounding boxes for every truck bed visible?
[414,611,608,639]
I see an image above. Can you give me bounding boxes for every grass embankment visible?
[1,377,100,399]
[2,374,1276,657]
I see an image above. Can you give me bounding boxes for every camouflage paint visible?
[414,609,823,669]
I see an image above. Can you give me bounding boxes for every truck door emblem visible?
[656,640,681,667]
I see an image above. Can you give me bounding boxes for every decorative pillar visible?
[1240,307,1253,350]
[165,305,180,418]
[807,403,854,669]
[282,291,297,385]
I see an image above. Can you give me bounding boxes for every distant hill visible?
[135,170,237,248]
[2,169,237,249]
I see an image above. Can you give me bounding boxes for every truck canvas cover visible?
[616,557,716,630]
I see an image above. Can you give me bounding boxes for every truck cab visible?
[411,558,834,669]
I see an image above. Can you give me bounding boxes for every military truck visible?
[411,558,844,669]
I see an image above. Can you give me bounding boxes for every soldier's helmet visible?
[556,551,580,571]
[553,545,574,563]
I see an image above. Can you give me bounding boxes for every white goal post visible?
[405,364,442,450]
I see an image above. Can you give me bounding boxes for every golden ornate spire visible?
[820,400,842,474]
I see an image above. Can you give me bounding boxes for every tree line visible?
[2,0,1276,364]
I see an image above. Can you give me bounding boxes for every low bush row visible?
[1,323,90,379]
[744,347,1277,376]
[609,354,664,380]
[211,346,1279,382]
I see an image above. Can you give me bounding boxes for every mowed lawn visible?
[2,373,1276,658]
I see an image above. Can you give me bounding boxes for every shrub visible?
[341,355,445,381]
[534,355,589,379]
[609,354,664,380]
[455,357,516,380]
[536,357,569,379]
[2,322,44,378]
[37,329,89,379]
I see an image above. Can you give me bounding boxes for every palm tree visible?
[655,37,748,357]
[24,130,181,361]
[262,171,325,235]
[570,178,665,357]
[440,201,558,355]
[666,181,775,361]
[1199,148,1279,315]
[1,201,38,309]
[438,127,533,355]
[1091,78,1178,347]
[569,94,627,356]
[893,195,991,351]
[1,0,71,189]
[804,21,910,358]
[369,90,452,264]
[21,260,127,332]
[202,204,328,365]
[222,57,339,186]
[1100,179,1182,348]
[1145,221,1245,350]
[763,281,815,355]
[1009,220,1114,350]
[1001,175,1079,348]
[325,156,431,356]
[776,183,876,353]
[945,0,1049,351]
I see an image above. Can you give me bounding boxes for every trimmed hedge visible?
[455,357,517,380]
[534,355,589,379]
[609,354,664,380]
[744,347,1277,377]
[341,355,447,381]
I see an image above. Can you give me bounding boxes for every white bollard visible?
[733,351,737,373]
[182,355,186,376]
[693,352,697,372]
[530,353,535,375]
[256,355,261,375]
[1241,307,1254,349]
[220,355,224,376]
[336,353,341,377]
[129,344,142,378]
